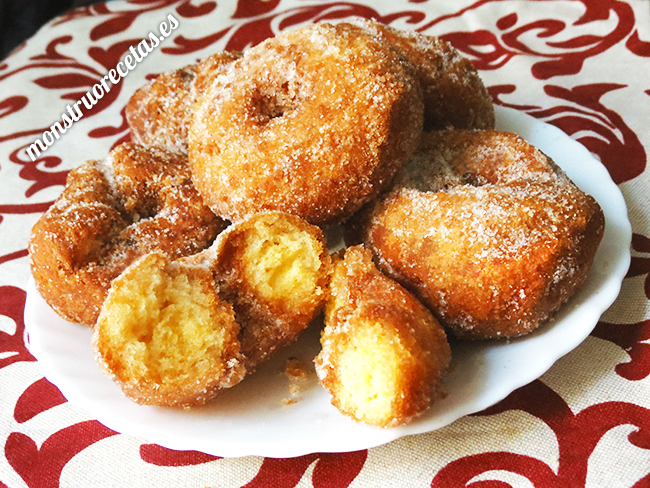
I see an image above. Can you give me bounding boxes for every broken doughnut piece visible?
[212,211,332,370]
[315,245,451,427]
[92,251,245,407]
[93,212,331,406]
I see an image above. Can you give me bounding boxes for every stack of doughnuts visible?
[29,18,604,426]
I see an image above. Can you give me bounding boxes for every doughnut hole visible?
[253,81,300,123]
[93,252,244,407]
[215,212,331,369]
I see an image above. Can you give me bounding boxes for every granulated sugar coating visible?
[350,18,495,131]
[188,21,425,226]
[125,65,198,153]
[28,143,225,326]
[359,130,605,339]
[125,53,242,154]
[192,51,242,101]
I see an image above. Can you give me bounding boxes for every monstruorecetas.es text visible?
[26,13,180,162]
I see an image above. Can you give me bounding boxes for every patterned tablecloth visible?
[1,0,649,486]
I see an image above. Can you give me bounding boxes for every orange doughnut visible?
[29,142,225,326]
[356,130,605,339]
[351,18,494,130]
[188,22,424,225]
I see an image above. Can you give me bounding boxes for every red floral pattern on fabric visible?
[139,444,220,466]
[241,451,367,488]
[5,422,117,488]
[628,233,650,299]
[433,381,650,487]
[440,0,639,80]
[0,287,34,368]
[592,319,650,381]
[14,378,67,423]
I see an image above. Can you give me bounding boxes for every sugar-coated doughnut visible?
[211,211,332,369]
[315,245,451,427]
[189,22,424,225]
[350,18,494,131]
[29,143,225,326]
[191,51,242,100]
[92,251,245,407]
[356,130,605,339]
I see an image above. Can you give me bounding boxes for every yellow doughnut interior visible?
[334,318,410,424]
[316,245,451,428]
[94,252,241,406]
[215,211,331,370]
[240,216,324,306]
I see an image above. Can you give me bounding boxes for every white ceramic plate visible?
[24,106,631,458]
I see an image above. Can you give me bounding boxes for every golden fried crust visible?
[211,212,332,369]
[189,22,424,225]
[29,143,225,326]
[351,18,494,131]
[92,252,245,407]
[126,65,197,152]
[315,246,451,427]
[361,130,605,339]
